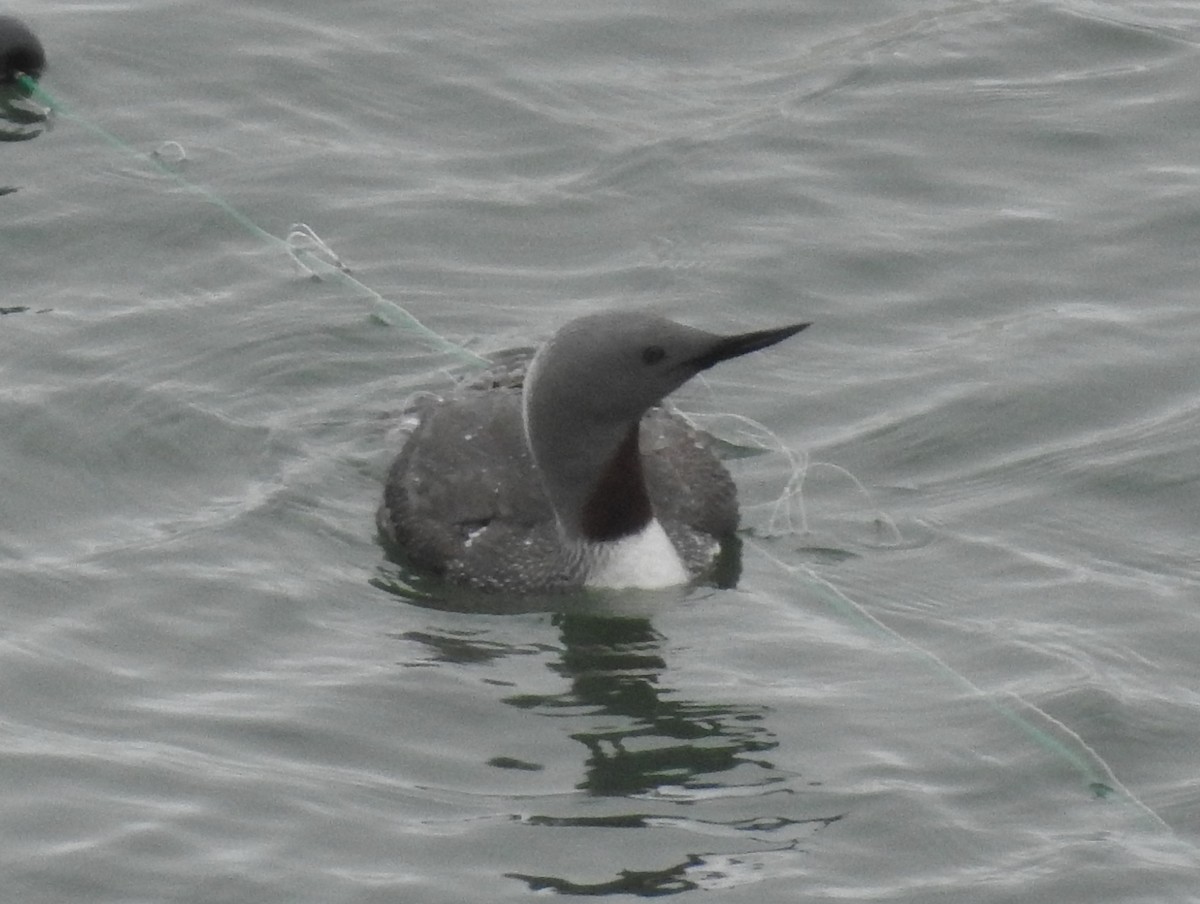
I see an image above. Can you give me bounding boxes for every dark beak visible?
[688,322,810,372]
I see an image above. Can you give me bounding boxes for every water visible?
[3,0,1200,899]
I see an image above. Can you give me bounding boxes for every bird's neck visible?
[534,419,689,589]
[577,423,653,542]
[521,358,689,588]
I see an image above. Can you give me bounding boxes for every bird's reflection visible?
[1,38,48,146]
[2,61,50,198]
[0,86,47,142]
[392,591,843,896]
[506,613,778,798]
[505,612,840,895]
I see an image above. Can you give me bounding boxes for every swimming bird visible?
[378,310,808,593]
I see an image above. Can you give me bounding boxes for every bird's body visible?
[378,311,807,594]
[380,385,740,592]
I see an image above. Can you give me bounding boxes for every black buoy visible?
[1,15,47,148]
[0,15,45,84]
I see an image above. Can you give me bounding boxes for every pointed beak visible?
[687,322,810,372]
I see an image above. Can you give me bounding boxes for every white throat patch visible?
[582,518,689,589]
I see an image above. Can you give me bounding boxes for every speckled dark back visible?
[378,382,739,592]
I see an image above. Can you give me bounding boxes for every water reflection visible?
[507,614,779,798]
[394,629,522,666]
[510,613,840,895]
[398,608,842,895]
[0,81,48,145]
[2,68,50,200]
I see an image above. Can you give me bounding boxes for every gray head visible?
[522,310,809,542]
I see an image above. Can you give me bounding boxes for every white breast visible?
[582,518,689,589]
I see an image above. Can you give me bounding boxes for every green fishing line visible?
[754,542,1178,835]
[15,74,489,367]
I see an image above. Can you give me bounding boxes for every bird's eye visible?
[642,345,666,365]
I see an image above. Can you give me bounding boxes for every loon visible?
[378,310,808,593]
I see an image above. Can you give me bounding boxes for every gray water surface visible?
[4,1,1200,900]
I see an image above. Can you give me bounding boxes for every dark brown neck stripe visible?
[579,424,653,542]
